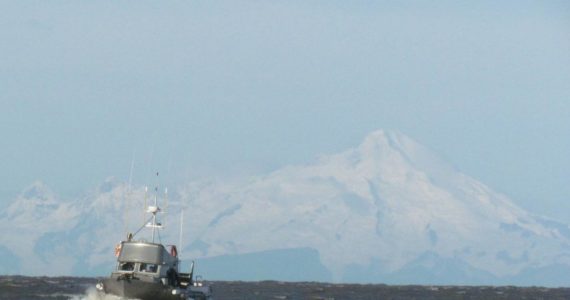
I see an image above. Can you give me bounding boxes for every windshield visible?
[118,262,135,271]
[139,263,158,273]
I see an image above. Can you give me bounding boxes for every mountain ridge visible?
[2,130,570,285]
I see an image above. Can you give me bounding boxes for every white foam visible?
[69,287,125,300]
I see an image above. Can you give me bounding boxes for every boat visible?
[95,183,212,300]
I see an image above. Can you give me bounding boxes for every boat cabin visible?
[116,241,178,279]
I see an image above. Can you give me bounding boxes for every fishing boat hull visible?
[102,277,178,300]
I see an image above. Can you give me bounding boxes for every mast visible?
[152,188,158,242]
[131,172,169,243]
[164,187,168,228]
[145,172,163,243]
[143,186,148,226]
[124,152,135,237]
[179,209,184,250]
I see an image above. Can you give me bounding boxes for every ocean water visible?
[2,276,570,300]
[69,288,122,300]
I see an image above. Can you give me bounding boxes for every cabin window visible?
[139,263,158,273]
[119,262,135,271]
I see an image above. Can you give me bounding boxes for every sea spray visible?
[70,287,125,300]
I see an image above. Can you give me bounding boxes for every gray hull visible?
[102,277,177,300]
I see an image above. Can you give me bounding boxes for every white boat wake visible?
[70,287,126,300]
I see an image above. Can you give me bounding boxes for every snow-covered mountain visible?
[2,130,570,285]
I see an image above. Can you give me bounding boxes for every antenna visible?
[123,187,128,238]
[143,186,148,226]
[124,152,136,237]
[164,187,169,212]
[146,171,162,243]
[163,187,168,228]
[179,209,184,252]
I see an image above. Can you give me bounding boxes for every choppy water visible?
[69,288,122,300]
[2,276,570,300]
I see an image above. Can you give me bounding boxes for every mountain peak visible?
[97,176,122,194]
[361,129,399,144]
[20,181,56,202]
[359,129,416,152]
[3,181,60,220]
[354,129,421,164]
[355,129,454,177]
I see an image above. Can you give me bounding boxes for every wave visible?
[70,287,127,300]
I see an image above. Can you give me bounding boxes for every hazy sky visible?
[1,1,569,221]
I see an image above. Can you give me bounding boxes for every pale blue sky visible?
[1,1,569,221]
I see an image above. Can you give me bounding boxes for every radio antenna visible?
[163,187,168,228]
[179,209,184,255]
[143,186,148,226]
[124,151,135,237]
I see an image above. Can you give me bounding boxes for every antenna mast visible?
[179,209,184,251]
[143,186,148,226]
[146,172,162,243]
[124,153,135,237]
[164,187,168,228]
